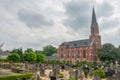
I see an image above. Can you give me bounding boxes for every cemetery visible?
[0,60,120,80]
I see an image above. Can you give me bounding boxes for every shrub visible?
[68,78,76,80]
[0,73,33,80]
[94,69,105,78]
[57,73,64,78]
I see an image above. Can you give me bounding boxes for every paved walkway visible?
[0,69,19,76]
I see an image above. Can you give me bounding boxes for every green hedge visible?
[0,73,33,80]
[94,69,105,78]
[68,78,76,80]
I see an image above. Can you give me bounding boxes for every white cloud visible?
[0,0,120,50]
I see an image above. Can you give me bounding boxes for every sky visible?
[0,0,120,50]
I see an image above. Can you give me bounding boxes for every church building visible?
[57,7,101,62]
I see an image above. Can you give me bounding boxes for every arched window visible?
[72,51,74,58]
[61,48,64,58]
[67,51,70,58]
[83,50,86,58]
[77,50,80,58]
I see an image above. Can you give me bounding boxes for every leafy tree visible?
[25,48,33,53]
[97,43,119,64]
[11,48,23,61]
[7,53,20,62]
[23,52,36,62]
[35,50,43,54]
[42,45,57,56]
[36,53,46,63]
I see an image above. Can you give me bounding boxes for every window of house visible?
[83,50,86,58]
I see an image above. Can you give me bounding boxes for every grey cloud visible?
[63,0,115,32]
[63,1,93,32]
[100,18,119,30]
[96,2,114,18]
[18,9,53,28]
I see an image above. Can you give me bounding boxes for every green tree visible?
[11,48,23,61]
[23,52,36,62]
[42,45,57,56]
[97,43,119,64]
[25,48,33,53]
[36,53,46,63]
[7,53,20,62]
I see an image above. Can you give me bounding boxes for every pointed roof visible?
[91,7,97,25]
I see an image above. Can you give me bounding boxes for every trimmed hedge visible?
[0,73,33,80]
[68,78,76,80]
[94,69,105,78]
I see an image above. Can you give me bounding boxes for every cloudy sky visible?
[0,0,120,50]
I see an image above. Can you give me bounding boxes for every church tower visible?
[90,7,101,60]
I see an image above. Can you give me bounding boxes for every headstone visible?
[22,63,25,70]
[89,68,94,77]
[93,74,101,80]
[52,65,57,77]
[49,70,56,80]
[69,68,75,78]
[25,62,28,69]
[40,64,45,76]
[78,68,83,79]
[75,70,79,80]
[37,74,40,80]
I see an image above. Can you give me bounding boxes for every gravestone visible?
[49,65,58,80]
[75,69,79,80]
[25,62,28,70]
[115,71,120,80]
[89,68,94,78]
[78,68,84,80]
[52,65,58,77]
[40,64,45,76]
[69,68,75,78]
[93,74,101,80]
[56,65,60,74]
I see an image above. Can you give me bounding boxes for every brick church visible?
[57,7,101,62]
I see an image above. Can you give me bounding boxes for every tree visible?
[11,48,23,61]
[36,53,46,63]
[7,53,20,62]
[25,48,33,53]
[23,52,36,62]
[42,45,57,56]
[97,43,119,64]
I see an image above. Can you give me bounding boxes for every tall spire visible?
[91,7,97,25]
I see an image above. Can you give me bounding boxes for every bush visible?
[68,78,76,80]
[57,73,64,78]
[0,73,33,80]
[94,69,105,78]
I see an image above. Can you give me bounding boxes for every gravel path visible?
[0,69,19,76]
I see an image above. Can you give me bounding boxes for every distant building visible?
[46,53,60,61]
[57,7,101,62]
[0,43,10,59]
[0,49,10,59]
